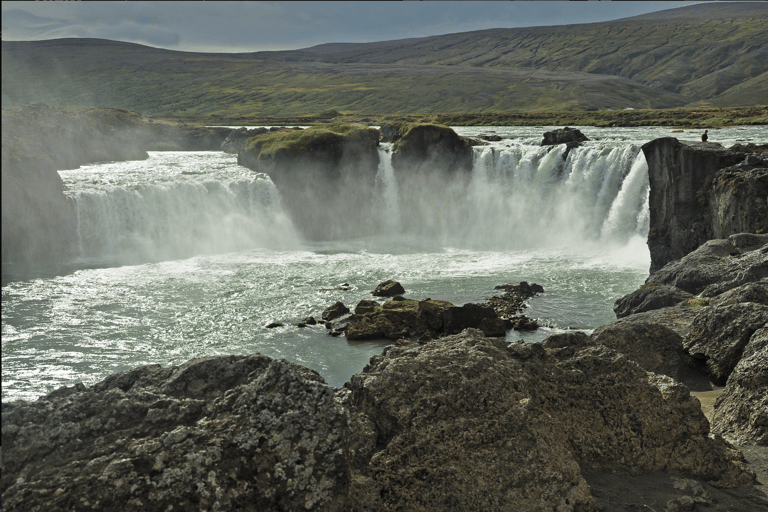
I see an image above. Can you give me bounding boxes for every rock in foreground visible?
[2,331,757,511]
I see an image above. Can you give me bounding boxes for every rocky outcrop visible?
[1,102,245,265]
[2,355,353,512]
[371,280,405,297]
[642,138,768,272]
[338,280,544,341]
[644,233,768,296]
[608,235,768,449]
[541,127,589,146]
[388,124,474,236]
[711,327,768,445]
[3,331,756,511]
[613,284,695,318]
[591,321,685,379]
[237,123,381,240]
[684,302,768,383]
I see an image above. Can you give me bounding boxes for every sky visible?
[2,1,706,53]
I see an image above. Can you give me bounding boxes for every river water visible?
[2,125,764,402]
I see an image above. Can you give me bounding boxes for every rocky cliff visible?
[642,138,768,272]
[608,233,768,447]
[237,123,381,240]
[1,103,234,265]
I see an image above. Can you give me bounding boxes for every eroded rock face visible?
[344,330,753,511]
[389,124,474,236]
[237,124,381,240]
[614,284,695,318]
[644,234,768,296]
[1,355,352,512]
[684,302,768,383]
[711,327,768,445]
[591,321,684,379]
[642,138,767,273]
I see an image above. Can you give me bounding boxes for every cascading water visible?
[60,152,300,264]
[374,144,400,233]
[374,141,650,250]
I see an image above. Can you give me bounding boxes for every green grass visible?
[243,123,375,158]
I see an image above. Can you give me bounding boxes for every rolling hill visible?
[2,2,766,117]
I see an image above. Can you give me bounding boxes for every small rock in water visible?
[372,280,405,297]
[322,301,350,321]
[265,322,284,328]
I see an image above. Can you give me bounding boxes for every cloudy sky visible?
[2,1,703,53]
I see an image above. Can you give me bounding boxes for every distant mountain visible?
[2,2,766,117]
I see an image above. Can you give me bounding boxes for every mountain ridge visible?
[2,2,766,117]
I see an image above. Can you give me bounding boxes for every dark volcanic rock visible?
[1,355,352,512]
[684,302,768,383]
[614,284,695,318]
[2,332,758,512]
[541,127,589,146]
[371,280,405,297]
[488,281,544,318]
[344,330,753,511]
[442,303,498,334]
[711,327,768,445]
[322,301,350,321]
[644,233,768,296]
[591,321,685,379]
[642,138,768,272]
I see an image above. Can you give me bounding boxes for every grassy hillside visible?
[2,3,767,118]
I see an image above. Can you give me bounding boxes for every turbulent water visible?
[2,125,764,402]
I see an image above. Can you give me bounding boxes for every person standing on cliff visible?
[701,130,708,142]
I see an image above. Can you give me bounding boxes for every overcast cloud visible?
[2,1,704,53]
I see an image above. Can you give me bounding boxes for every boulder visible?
[442,303,498,334]
[322,301,350,321]
[345,298,451,341]
[541,127,589,146]
[1,355,353,512]
[613,284,695,318]
[683,302,768,383]
[478,317,508,337]
[371,280,405,297]
[591,321,685,379]
[487,282,543,318]
[355,299,380,314]
[344,330,753,511]
[642,138,768,272]
[711,327,768,445]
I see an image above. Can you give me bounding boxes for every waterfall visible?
[375,144,400,233]
[68,175,299,264]
[379,142,650,250]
